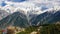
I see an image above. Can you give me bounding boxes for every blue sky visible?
[1,1,7,6]
[7,0,26,2]
[0,0,26,6]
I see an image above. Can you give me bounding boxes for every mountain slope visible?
[30,10,60,26]
[0,12,29,28]
[0,8,60,28]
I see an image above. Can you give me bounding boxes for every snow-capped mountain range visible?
[0,0,60,28]
[0,7,60,28]
[0,0,60,14]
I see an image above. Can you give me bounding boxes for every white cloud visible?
[0,0,60,14]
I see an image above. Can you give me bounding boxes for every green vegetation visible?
[17,24,60,34]
[40,24,60,34]
[17,26,38,34]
